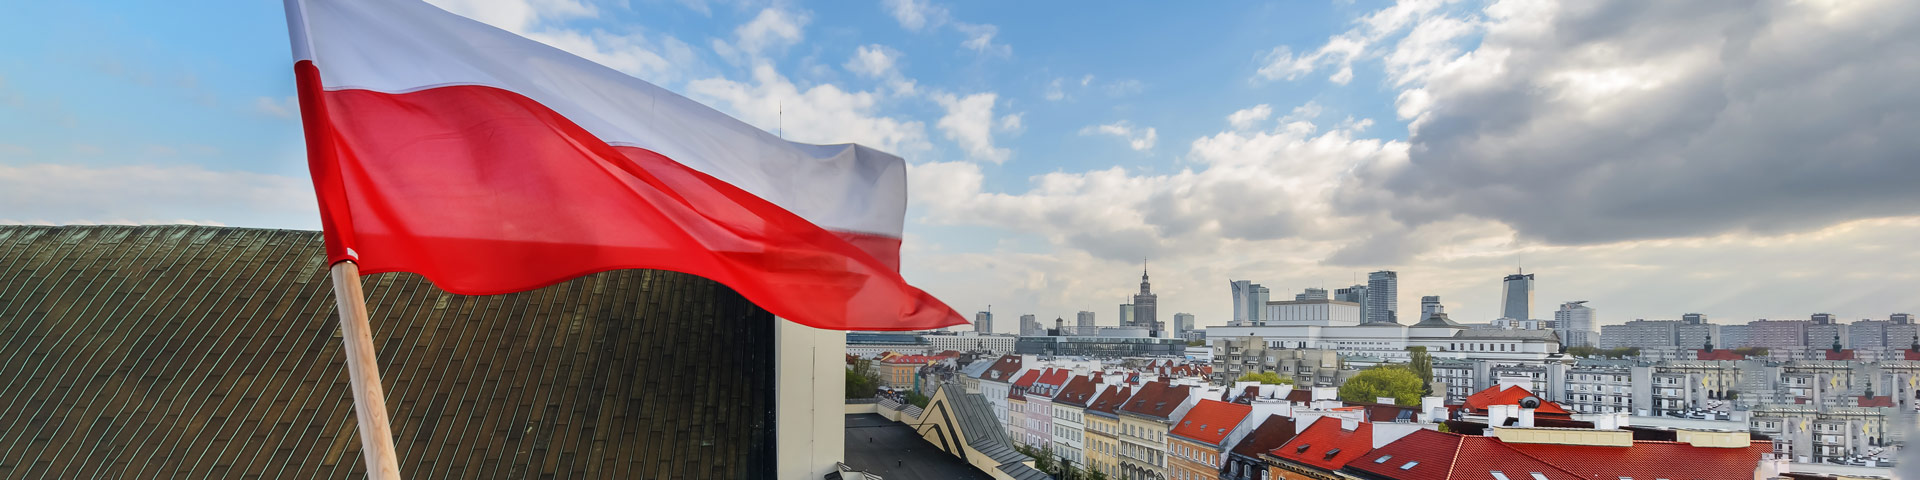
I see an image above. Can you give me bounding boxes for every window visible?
[1401,461,1419,470]
[1492,472,1510,480]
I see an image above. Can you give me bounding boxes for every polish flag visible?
[284,0,963,331]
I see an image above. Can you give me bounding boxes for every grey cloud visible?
[1348,0,1920,246]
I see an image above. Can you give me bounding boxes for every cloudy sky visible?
[2,0,1917,331]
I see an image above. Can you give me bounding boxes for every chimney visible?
[1340,416,1359,432]
[1518,406,1536,428]
[1420,396,1445,423]
[1487,404,1513,429]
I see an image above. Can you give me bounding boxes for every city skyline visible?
[3,1,1915,334]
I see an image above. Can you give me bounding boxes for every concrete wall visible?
[778,320,848,479]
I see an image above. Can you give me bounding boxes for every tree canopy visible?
[845,359,881,399]
[1339,366,1424,406]
[1236,371,1295,385]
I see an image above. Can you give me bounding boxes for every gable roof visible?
[981,354,1023,382]
[1269,417,1374,472]
[1696,349,1746,361]
[1346,429,1581,479]
[1088,385,1134,416]
[1228,415,1298,460]
[1031,368,1072,398]
[1346,401,1420,424]
[1054,376,1101,407]
[1505,439,1773,480]
[1461,384,1571,415]
[1170,400,1253,447]
[1120,381,1192,420]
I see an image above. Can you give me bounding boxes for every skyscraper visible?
[1173,313,1195,336]
[1421,296,1443,319]
[1366,271,1398,324]
[1231,281,1271,325]
[975,310,994,334]
[1020,314,1040,336]
[1295,288,1328,301]
[1077,310,1096,335]
[1119,303,1134,327]
[1555,301,1597,348]
[1682,313,1707,325]
[1335,284,1368,321]
[1501,270,1535,321]
[1133,262,1159,336]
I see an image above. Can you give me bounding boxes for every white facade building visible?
[1262,299,1364,326]
[1556,301,1599,348]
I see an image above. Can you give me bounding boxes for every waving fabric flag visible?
[284,0,963,331]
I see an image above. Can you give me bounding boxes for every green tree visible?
[1058,456,1081,479]
[906,391,931,408]
[1339,366,1424,406]
[1564,345,1601,358]
[845,359,881,399]
[1236,371,1295,385]
[1187,338,1207,347]
[1087,468,1109,480]
[1732,346,1769,357]
[1406,346,1434,396]
[1031,444,1055,472]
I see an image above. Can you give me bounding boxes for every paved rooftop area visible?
[844,414,994,480]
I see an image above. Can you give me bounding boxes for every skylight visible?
[1374,455,1392,464]
[1492,472,1510,480]
[1531,474,1549,480]
[1401,461,1419,470]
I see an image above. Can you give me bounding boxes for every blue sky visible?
[5,0,1918,331]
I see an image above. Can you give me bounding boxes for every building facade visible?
[1501,271,1535,321]
[1366,270,1398,324]
[1135,266,1160,336]
[976,310,994,334]
[1555,300,1598,348]
[1174,313,1196,337]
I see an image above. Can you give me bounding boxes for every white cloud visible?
[1080,121,1158,151]
[998,113,1024,133]
[846,44,898,78]
[931,92,1011,163]
[1227,104,1273,130]
[686,64,930,155]
[1044,78,1066,101]
[0,144,31,157]
[0,163,318,230]
[732,8,809,57]
[1253,0,1456,84]
[955,23,1011,56]
[882,0,949,32]
[251,96,298,119]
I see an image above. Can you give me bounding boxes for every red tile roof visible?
[1120,381,1192,420]
[982,354,1023,382]
[1054,375,1101,407]
[1009,370,1042,400]
[1170,400,1253,447]
[882,354,939,365]
[1032,368,1072,398]
[1825,349,1857,360]
[1906,349,1920,361]
[1461,385,1570,415]
[1267,417,1373,473]
[1696,349,1746,361]
[1228,415,1297,460]
[1285,388,1313,404]
[1506,439,1773,480]
[1859,395,1895,408]
[1347,429,1582,480]
[1088,385,1134,415]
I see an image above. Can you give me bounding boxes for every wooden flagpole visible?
[329,261,403,479]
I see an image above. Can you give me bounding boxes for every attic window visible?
[1374,455,1392,464]
[1323,448,1341,459]
[1532,474,1551,480]
[1400,461,1419,470]
[1296,444,1310,453]
[1492,473,1510,480]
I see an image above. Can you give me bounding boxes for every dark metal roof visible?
[0,225,778,478]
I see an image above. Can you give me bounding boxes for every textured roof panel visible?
[0,225,776,479]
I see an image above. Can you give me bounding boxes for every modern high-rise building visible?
[975,310,994,334]
[1500,270,1535,321]
[1231,281,1272,326]
[1811,313,1837,325]
[1421,296,1444,319]
[1295,288,1327,301]
[1682,313,1707,325]
[1173,313,1195,336]
[1020,314,1041,336]
[1555,301,1597,348]
[1334,284,1368,321]
[1366,271,1398,324]
[1133,263,1159,336]
[1077,311,1096,330]
[1119,303,1134,327]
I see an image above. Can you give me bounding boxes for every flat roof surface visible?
[845,414,994,480]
